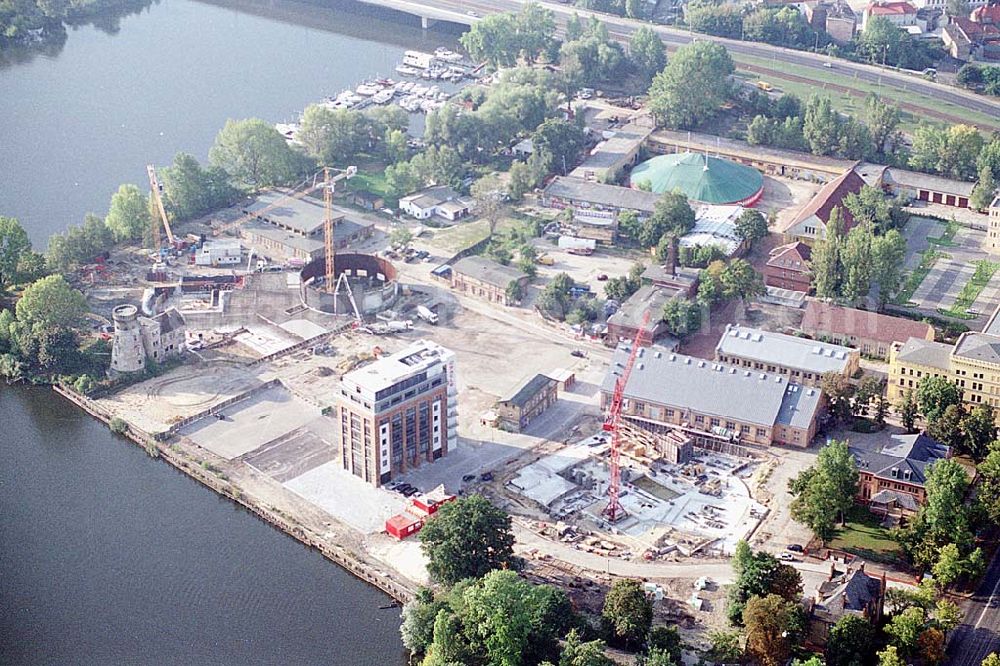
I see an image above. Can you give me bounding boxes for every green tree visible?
[916,376,962,424]
[460,4,555,67]
[418,494,516,585]
[727,542,802,624]
[972,164,998,211]
[559,629,615,666]
[629,26,666,85]
[866,94,901,158]
[646,625,682,665]
[871,229,906,308]
[400,588,448,657]
[532,119,586,176]
[918,626,946,665]
[961,404,996,459]
[506,279,525,304]
[160,152,237,221]
[384,160,423,199]
[15,274,87,329]
[643,191,695,247]
[933,598,963,633]
[910,123,985,180]
[886,606,926,656]
[790,439,858,542]
[684,0,744,38]
[931,542,964,589]
[734,209,768,246]
[105,183,151,242]
[471,173,507,236]
[389,227,413,250]
[927,403,965,451]
[648,41,734,129]
[977,445,1000,524]
[707,629,742,663]
[508,161,536,201]
[901,458,973,568]
[661,297,701,339]
[209,118,306,189]
[841,223,874,303]
[297,105,370,166]
[720,259,765,301]
[0,216,32,289]
[877,645,907,666]
[810,207,845,298]
[803,95,842,157]
[827,614,875,666]
[743,594,802,666]
[602,579,653,649]
[898,389,919,432]
[983,654,1000,666]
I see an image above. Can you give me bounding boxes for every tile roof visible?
[501,374,557,408]
[767,242,812,271]
[870,489,919,511]
[867,1,916,15]
[243,191,343,236]
[815,568,883,617]
[715,324,856,375]
[543,176,660,213]
[602,345,822,429]
[781,168,866,233]
[954,331,1000,365]
[607,285,679,331]
[801,301,934,346]
[451,256,527,289]
[851,432,950,487]
[893,337,952,370]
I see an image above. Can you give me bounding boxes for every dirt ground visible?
[757,175,820,232]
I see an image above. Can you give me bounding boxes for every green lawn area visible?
[346,169,397,208]
[894,248,947,306]
[828,506,904,564]
[733,58,1000,133]
[925,218,960,247]
[424,217,520,255]
[938,259,1000,319]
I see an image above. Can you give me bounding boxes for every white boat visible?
[411,83,429,95]
[355,83,380,96]
[434,47,463,63]
[372,89,393,105]
[403,50,435,69]
[399,81,414,92]
[395,64,420,76]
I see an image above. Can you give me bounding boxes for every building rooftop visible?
[885,167,975,197]
[716,324,855,375]
[629,152,764,205]
[802,301,934,346]
[954,331,1000,365]
[649,129,856,173]
[607,285,679,331]
[342,340,453,394]
[893,336,953,369]
[500,373,557,408]
[681,205,745,256]
[602,345,821,429]
[451,256,527,289]
[151,307,185,335]
[544,176,660,214]
[767,241,812,270]
[781,168,866,233]
[866,1,916,15]
[814,567,883,620]
[244,191,343,237]
[400,185,466,210]
[851,432,950,487]
[641,263,700,289]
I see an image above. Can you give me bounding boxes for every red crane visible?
[602,310,651,523]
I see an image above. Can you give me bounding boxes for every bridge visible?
[353,0,1000,129]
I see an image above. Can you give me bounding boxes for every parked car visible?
[479,472,493,482]
[462,474,476,483]
[570,350,585,358]
[596,274,608,281]
[786,543,804,553]
[778,552,795,561]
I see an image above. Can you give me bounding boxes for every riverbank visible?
[53,383,417,604]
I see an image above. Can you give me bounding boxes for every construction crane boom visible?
[602,310,652,523]
[146,164,175,248]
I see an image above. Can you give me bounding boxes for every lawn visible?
[938,259,1000,320]
[424,217,520,256]
[828,506,904,564]
[346,169,397,207]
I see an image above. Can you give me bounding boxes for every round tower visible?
[110,304,146,375]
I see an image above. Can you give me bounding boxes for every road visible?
[358,0,1000,128]
[949,551,1000,665]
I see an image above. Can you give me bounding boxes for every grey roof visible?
[401,185,463,209]
[955,332,1000,365]
[544,176,660,213]
[894,336,953,370]
[776,383,823,430]
[502,373,556,408]
[152,308,185,335]
[244,191,343,236]
[607,285,678,330]
[851,432,950,487]
[885,167,975,197]
[816,568,883,616]
[641,264,699,288]
[602,346,820,429]
[242,221,324,254]
[715,324,855,375]
[870,489,919,511]
[451,256,527,289]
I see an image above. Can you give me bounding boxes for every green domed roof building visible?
[629,152,764,206]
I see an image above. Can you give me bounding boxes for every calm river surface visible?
[0,0,461,662]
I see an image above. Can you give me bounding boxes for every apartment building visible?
[336,340,457,486]
[888,332,1000,421]
[715,324,860,387]
[851,432,951,517]
[601,346,823,449]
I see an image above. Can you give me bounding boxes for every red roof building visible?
[862,1,917,30]
[801,301,935,359]
[779,169,867,245]
[385,512,424,540]
[764,242,812,293]
[971,3,1000,25]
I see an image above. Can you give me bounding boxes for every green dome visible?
[629,152,764,206]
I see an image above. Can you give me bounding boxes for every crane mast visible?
[146,164,175,258]
[602,310,651,523]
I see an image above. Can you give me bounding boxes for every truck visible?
[416,305,438,325]
[558,236,597,256]
[537,254,555,266]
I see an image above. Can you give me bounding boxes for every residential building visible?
[779,168,867,244]
[570,120,653,184]
[605,285,677,347]
[601,346,824,449]
[948,16,1000,60]
[861,1,918,31]
[450,256,529,306]
[851,432,951,516]
[801,301,935,359]
[541,176,660,218]
[764,241,812,292]
[336,340,457,486]
[888,331,1000,421]
[399,186,471,221]
[646,129,855,183]
[140,308,186,363]
[943,21,974,59]
[987,196,1000,254]
[715,324,860,387]
[495,374,559,432]
[110,305,187,375]
[808,564,885,646]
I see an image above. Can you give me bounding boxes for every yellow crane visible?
[322,165,357,293]
[146,164,175,257]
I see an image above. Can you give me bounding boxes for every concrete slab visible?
[182,386,321,459]
[280,319,328,340]
[242,422,337,482]
[284,461,407,534]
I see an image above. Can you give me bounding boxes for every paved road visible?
[949,551,1000,665]
[360,0,1000,127]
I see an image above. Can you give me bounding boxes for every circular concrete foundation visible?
[300,253,400,316]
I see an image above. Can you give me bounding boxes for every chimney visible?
[829,562,836,581]
[665,234,678,276]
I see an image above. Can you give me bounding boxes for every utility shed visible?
[495,374,558,433]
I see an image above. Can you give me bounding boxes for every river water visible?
[0,0,462,662]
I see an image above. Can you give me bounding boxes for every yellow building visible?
[986,196,1000,255]
[888,331,1000,419]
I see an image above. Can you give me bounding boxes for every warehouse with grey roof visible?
[715,324,860,387]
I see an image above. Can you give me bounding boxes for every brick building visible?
[801,301,935,359]
[450,256,529,306]
[715,324,860,387]
[495,374,558,432]
[764,241,812,292]
[851,432,951,516]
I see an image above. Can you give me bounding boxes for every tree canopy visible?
[15,274,87,330]
[419,494,517,585]
[105,183,151,242]
[601,579,653,649]
[648,41,734,130]
[209,118,308,189]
